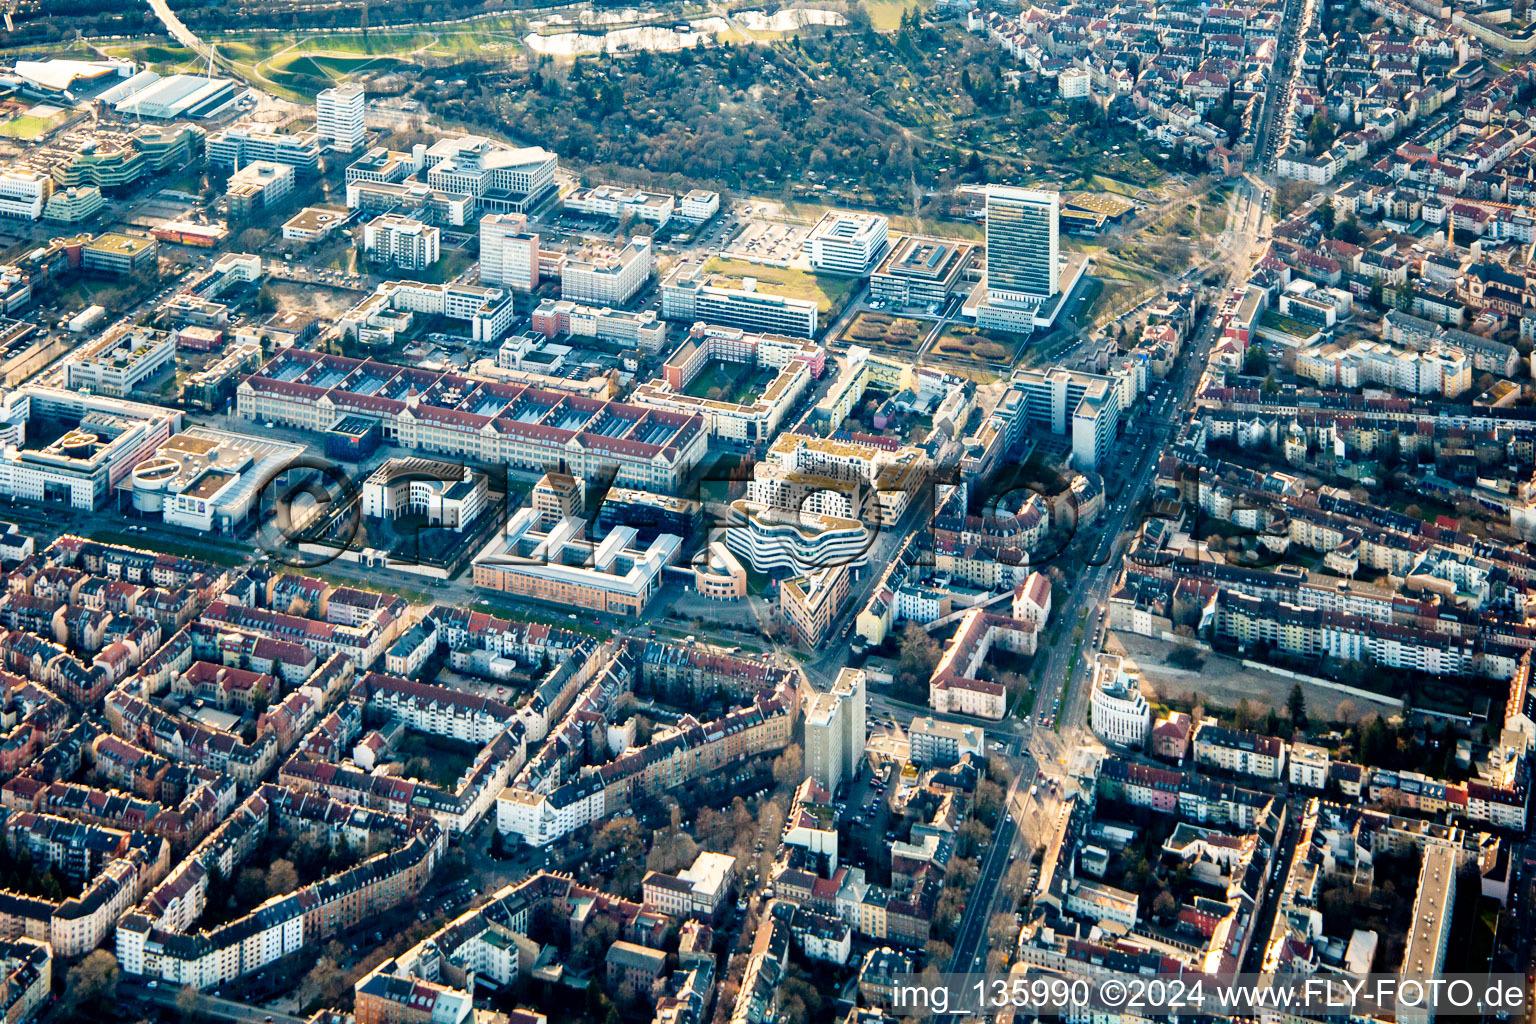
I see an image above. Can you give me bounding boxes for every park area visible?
[836,312,935,353]
[932,325,1025,365]
[702,256,855,313]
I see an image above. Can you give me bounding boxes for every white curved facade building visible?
[721,499,872,573]
[1089,654,1150,748]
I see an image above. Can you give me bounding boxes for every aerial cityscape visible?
[0,1,1533,1023]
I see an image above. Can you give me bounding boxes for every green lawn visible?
[864,0,936,31]
[262,53,406,98]
[888,214,985,241]
[54,278,131,314]
[0,114,64,141]
[681,359,776,402]
[83,528,246,566]
[701,257,854,313]
[415,249,475,285]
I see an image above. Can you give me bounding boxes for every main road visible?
[938,163,1274,995]
[145,0,214,62]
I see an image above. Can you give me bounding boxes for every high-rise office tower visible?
[316,84,366,152]
[479,213,540,292]
[984,185,1059,303]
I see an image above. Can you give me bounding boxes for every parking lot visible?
[723,218,809,266]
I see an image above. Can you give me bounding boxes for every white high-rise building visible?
[364,215,441,271]
[985,185,1059,303]
[316,84,366,152]
[1089,654,1150,748]
[479,213,540,292]
[804,667,866,795]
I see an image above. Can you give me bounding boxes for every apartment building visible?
[1089,655,1151,748]
[780,565,852,649]
[1399,845,1457,1024]
[363,215,441,271]
[1296,337,1471,397]
[1193,724,1288,780]
[497,677,796,846]
[999,366,1121,471]
[560,237,654,306]
[720,499,870,576]
[928,608,1037,720]
[804,667,866,794]
[641,851,737,919]
[117,789,446,990]
[0,938,50,1024]
[908,717,984,767]
[1066,879,1138,929]
[761,432,926,525]
[631,323,822,442]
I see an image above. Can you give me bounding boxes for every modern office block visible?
[316,83,366,151]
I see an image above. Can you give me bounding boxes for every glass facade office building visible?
[985,186,1059,303]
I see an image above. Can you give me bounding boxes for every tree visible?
[957,818,992,858]
[896,622,942,699]
[1262,373,1279,395]
[235,866,266,909]
[267,858,299,897]
[237,227,274,252]
[62,950,119,1017]
[1306,113,1334,155]
[1243,346,1270,376]
[1320,200,1336,235]
[176,984,208,1022]
[1334,699,1359,725]
[1287,683,1309,733]
[771,744,804,790]
[1152,889,1177,920]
